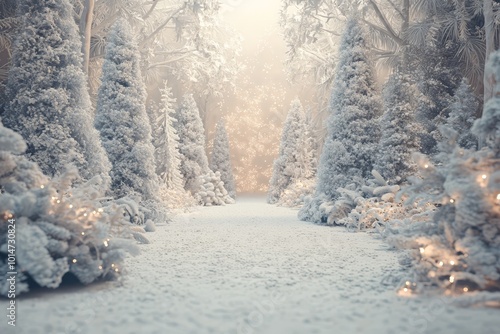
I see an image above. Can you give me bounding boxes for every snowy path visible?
[5,197,500,334]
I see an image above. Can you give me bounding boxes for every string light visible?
[419,247,425,254]
[72,259,77,264]
[98,265,103,270]
[424,164,429,169]
[449,276,455,283]
[111,263,115,268]
[482,174,487,180]
[497,194,500,201]
[69,204,73,209]
[98,208,104,213]
[114,268,119,273]
[40,185,45,189]
[403,288,408,292]
[438,261,444,267]
[83,213,87,217]
[463,287,468,292]
[449,260,455,265]
[103,240,109,247]
[449,199,455,204]
[81,232,85,236]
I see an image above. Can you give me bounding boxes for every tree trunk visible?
[480,0,495,148]
[80,0,95,76]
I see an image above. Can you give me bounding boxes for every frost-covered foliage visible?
[149,82,193,209]
[2,0,111,188]
[195,171,235,206]
[268,99,315,204]
[0,121,137,296]
[210,120,236,199]
[385,133,500,295]
[445,79,478,150]
[175,94,210,194]
[278,179,316,208]
[374,71,420,184]
[95,20,164,222]
[414,44,461,156]
[299,19,381,223]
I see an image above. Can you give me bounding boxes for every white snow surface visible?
[4,197,499,334]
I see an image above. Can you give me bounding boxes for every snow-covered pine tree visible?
[0,121,136,296]
[175,94,210,194]
[374,71,420,184]
[210,120,236,199]
[268,99,309,204]
[445,79,479,150]
[2,0,111,189]
[95,20,160,213]
[299,19,381,223]
[152,82,185,192]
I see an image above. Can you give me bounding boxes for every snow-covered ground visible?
[3,197,499,334]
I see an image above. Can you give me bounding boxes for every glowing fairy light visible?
[424,164,429,169]
[449,199,455,204]
[419,247,425,254]
[69,204,73,209]
[450,260,455,266]
[40,185,45,189]
[81,232,85,236]
[98,265,103,270]
[56,200,61,204]
[438,261,444,267]
[103,240,109,247]
[449,276,455,283]
[463,287,468,292]
[482,174,487,180]
[72,259,77,264]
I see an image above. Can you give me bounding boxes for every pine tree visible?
[152,82,185,192]
[95,20,159,205]
[374,71,420,184]
[210,120,236,199]
[2,0,111,188]
[299,19,381,223]
[268,99,314,204]
[0,121,135,296]
[445,79,479,150]
[175,94,210,193]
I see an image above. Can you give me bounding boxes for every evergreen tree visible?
[2,0,111,188]
[299,19,381,222]
[210,120,236,199]
[95,20,159,204]
[152,82,185,192]
[175,94,210,193]
[268,99,312,204]
[0,121,135,296]
[374,71,420,184]
[445,79,479,150]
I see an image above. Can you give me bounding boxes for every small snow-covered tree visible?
[210,120,236,199]
[268,99,314,204]
[195,171,235,206]
[374,71,420,184]
[95,20,160,210]
[299,19,381,223]
[152,82,184,192]
[445,79,479,150]
[0,121,137,296]
[175,94,210,193]
[2,0,111,188]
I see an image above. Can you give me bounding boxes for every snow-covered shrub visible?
[0,122,137,296]
[175,94,210,194]
[2,0,111,188]
[277,179,316,208]
[195,171,235,206]
[95,20,166,223]
[210,120,237,199]
[299,18,380,223]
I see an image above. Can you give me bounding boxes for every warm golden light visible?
[449,276,455,283]
[72,259,77,263]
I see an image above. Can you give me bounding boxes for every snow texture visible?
[210,120,237,199]
[7,198,499,334]
[2,0,111,188]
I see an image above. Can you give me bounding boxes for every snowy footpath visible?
[3,197,499,334]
